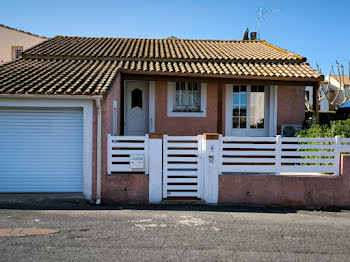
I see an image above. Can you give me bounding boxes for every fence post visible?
[162,135,168,199]
[107,133,112,175]
[203,133,220,204]
[275,135,282,175]
[335,136,341,176]
[148,134,163,203]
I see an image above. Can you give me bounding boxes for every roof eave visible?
[120,70,324,83]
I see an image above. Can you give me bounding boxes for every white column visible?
[203,134,220,204]
[149,135,163,203]
[335,136,341,176]
[275,135,282,175]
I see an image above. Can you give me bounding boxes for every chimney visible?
[250,32,257,40]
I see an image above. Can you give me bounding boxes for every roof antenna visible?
[257,8,280,40]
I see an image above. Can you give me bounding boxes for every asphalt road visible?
[1,204,350,262]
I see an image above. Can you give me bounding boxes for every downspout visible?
[95,97,102,204]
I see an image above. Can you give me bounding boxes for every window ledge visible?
[172,110,203,113]
[168,110,206,117]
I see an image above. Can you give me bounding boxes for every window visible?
[174,82,201,112]
[131,88,143,109]
[231,85,267,135]
[12,46,23,60]
[250,85,265,129]
[167,82,207,117]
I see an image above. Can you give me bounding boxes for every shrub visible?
[297,119,350,138]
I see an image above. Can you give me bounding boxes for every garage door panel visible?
[0,108,83,192]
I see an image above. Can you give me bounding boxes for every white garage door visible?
[0,108,83,192]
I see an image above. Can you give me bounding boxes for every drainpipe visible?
[95,98,102,204]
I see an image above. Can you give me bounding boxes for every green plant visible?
[296,119,350,170]
[297,119,350,138]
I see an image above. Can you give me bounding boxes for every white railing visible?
[221,136,350,176]
[162,135,202,198]
[107,134,149,174]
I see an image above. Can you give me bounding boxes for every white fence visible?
[162,135,202,198]
[221,136,350,176]
[107,134,149,173]
[107,134,350,201]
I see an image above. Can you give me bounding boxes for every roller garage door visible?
[0,108,83,192]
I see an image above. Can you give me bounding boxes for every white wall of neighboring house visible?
[306,75,350,111]
[324,75,350,108]
[0,25,47,64]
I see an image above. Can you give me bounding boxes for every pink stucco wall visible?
[92,74,149,203]
[154,80,218,135]
[277,85,305,134]
[219,155,350,208]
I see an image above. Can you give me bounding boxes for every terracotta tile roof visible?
[0,59,120,95]
[22,36,304,62]
[0,36,322,96]
[0,58,321,95]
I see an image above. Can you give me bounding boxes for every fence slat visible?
[166,192,198,197]
[111,150,145,155]
[282,144,335,150]
[167,157,198,162]
[222,165,276,173]
[223,144,276,149]
[222,150,276,156]
[281,137,335,143]
[166,171,198,177]
[167,178,198,183]
[111,157,130,162]
[280,165,335,173]
[166,150,198,155]
[167,164,198,169]
[223,137,276,142]
[222,157,275,163]
[167,143,198,148]
[111,136,145,141]
[167,136,198,141]
[281,158,334,164]
[281,151,335,157]
[167,185,197,190]
[111,142,145,148]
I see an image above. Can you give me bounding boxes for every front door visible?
[124,80,149,136]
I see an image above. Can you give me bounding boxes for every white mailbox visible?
[130,154,145,169]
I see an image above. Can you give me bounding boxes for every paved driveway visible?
[0,203,350,261]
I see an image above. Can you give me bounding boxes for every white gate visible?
[162,135,203,198]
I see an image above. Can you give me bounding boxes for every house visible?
[0,36,325,203]
[306,75,350,111]
[0,24,48,64]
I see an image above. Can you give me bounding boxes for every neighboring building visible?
[0,36,323,202]
[306,75,350,111]
[0,24,48,64]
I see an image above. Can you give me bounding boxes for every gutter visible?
[0,94,103,100]
[95,97,102,205]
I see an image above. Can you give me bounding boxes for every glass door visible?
[228,85,269,137]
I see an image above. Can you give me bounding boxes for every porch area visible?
[104,133,350,208]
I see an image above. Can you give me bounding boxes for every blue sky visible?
[2,0,349,74]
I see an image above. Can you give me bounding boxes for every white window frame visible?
[225,84,278,137]
[167,82,207,117]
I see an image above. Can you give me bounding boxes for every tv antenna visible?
[257,8,280,40]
